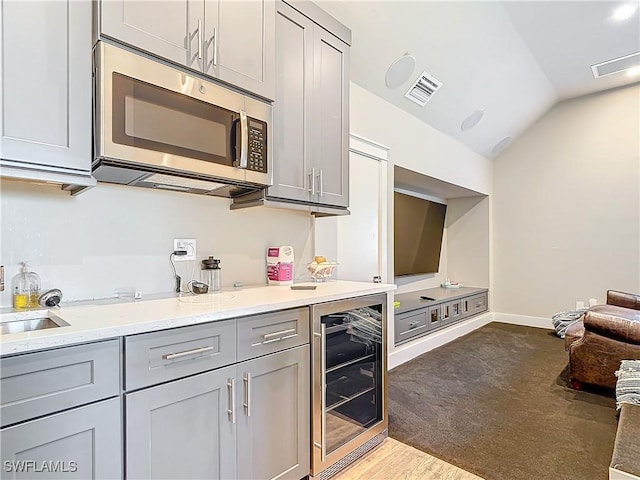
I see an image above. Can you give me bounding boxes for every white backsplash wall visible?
[0,180,314,306]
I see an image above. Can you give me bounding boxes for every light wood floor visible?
[331,438,484,480]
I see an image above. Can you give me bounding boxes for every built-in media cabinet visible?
[394,287,488,346]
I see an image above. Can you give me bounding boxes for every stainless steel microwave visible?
[93,42,272,196]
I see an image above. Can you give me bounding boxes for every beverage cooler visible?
[310,294,388,479]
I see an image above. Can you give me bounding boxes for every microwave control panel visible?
[247,119,267,173]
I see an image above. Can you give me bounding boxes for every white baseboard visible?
[493,312,553,330]
[610,468,640,480]
[388,313,493,370]
[388,311,557,370]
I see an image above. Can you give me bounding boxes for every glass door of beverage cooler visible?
[311,294,388,476]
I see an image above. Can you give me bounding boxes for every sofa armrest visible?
[584,305,640,345]
[607,290,640,310]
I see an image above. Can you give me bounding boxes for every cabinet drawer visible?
[237,308,309,361]
[125,319,236,391]
[395,310,429,344]
[0,340,120,427]
[461,293,488,318]
[1,398,122,479]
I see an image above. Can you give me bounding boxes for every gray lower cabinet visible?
[0,0,94,190]
[269,1,349,208]
[126,365,237,480]
[126,346,309,480]
[394,289,489,346]
[0,398,122,480]
[100,0,276,100]
[237,345,309,480]
[0,340,122,479]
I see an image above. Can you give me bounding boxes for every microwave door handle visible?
[238,110,248,169]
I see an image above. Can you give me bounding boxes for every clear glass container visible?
[12,262,41,309]
[201,257,221,292]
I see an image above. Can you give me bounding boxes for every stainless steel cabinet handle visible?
[309,168,316,196]
[239,110,248,169]
[212,27,218,66]
[408,321,420,327]
[243,372,251,417]
[227,378,236,424]
[162,345,213,360]
[263,328,296,340]
[317,169,324,197]
[197,20,202,60]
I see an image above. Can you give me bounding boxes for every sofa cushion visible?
[584,305,640,344]
[607,290,640,310]
[610,403,640,478]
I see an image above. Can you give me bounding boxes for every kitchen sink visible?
[1,316,69,335]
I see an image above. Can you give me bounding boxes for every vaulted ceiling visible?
[316,1,640,159]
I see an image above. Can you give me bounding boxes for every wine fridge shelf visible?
[326,385,375,412]
[326,353,374,374]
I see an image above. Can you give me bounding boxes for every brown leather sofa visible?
[565,290,640,390]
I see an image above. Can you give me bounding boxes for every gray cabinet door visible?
[0,0,91,173]
[313,26,350,208]
[0,398,122,480]
[100,0,204,71]
[237,345,310,480]
[126,365,236,480]
[0,340,120,428]
[268,2,314,203]
[204,0,276,100]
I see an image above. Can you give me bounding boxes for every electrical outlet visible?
[173,238,196,261]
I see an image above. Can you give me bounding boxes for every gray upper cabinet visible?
[1,398,122,480]
[100,0,276,100]
[0,0,95,191]
[237,345,309,480]
[269,1,350,208]
[269,2,314,203]
[204,0,276,100]
[100,0,204,71]
[313,27,349,208]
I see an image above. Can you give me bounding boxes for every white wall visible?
[492,84,640,318]
[350,83,493,196]
[347,83,493,293]
[447,196,490,288]
[0,180,314,306]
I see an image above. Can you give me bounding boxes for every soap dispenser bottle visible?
[12,262,41,309]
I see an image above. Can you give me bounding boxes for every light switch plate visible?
[173,238,196,261]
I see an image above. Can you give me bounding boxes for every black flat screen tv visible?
[394,191,447,277]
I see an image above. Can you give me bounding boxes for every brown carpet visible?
[388,322,618,480]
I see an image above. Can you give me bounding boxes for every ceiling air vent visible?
[591,52,640,78]
[404,71,442,107]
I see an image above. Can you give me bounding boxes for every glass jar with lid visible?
[201,257,221,292]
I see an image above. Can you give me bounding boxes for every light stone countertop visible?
[0,281,396,356]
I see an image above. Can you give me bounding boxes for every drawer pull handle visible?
[263,328,296,340]
[162,345,214,360]
[408,321,420,327]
